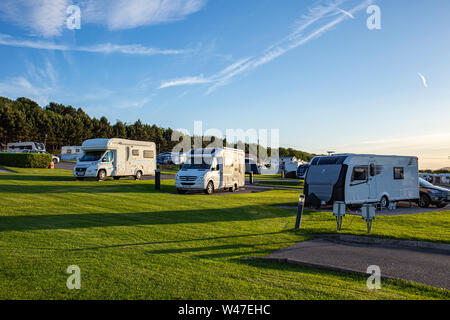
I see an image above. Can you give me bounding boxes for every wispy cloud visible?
[82,0,206,30]
[418,72,428,88]
[336,8,355,19]
[159,76,213,89]
[159,0,373,93]
[0,33,186,56]
[0,0,206,37]
[0,0,70,37]
[0,60,59,105]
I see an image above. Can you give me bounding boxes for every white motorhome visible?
[175,148,245,194]
[304,154,419,208]
[73,138,156,181]
[7,141,46,152]
[61,146,83,161]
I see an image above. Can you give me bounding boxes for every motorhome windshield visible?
[298,165,309,175]
[79,151,104,162]
[182,157,212,170]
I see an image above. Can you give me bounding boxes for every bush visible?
[0,153,53,168]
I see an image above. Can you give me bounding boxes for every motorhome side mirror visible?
[216,164,220,171]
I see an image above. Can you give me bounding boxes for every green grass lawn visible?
[257,180,304,188]
[0,168,448,299]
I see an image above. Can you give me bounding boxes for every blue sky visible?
[0,0,449,169]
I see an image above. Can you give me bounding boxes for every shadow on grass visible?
[0,206,297,232]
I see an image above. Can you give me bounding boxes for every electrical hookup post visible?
[361,204,376,233]
[295,195,305,230]
[333,201,346,231]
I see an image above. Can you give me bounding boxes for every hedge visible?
[0,153,53,168]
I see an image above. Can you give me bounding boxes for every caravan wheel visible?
[229,184,237,192]
[380,196,389,208]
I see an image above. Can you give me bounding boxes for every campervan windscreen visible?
[36,143,45,151]
[79,151,104,162]
[182,157,212,170]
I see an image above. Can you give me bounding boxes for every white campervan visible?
[61,146,83,161]
[74,138,156,181]
[7,141,46,152]
[175,148,245,194]
[304,154,419,208]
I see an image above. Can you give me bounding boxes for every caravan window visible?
[67,149,72,154]
[76,149,80,153]
[351,166,368,181]
[394,167,404,180]
[132,149,139,156]
[143,150,154,159]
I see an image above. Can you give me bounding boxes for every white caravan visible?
[304,154,419,208]
[175,148,245,194]
[61,146,83,161]
[7,141,46,152]
[74,138,156,181]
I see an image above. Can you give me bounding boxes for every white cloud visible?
[0,33,185,56]
[0,60,59,105]
[0,0,70,37]
[0,0,206,37]
[82,0,206,30]
[159,76,213,89]
[159,0,373,93]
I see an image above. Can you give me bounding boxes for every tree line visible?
[0,96,315,161]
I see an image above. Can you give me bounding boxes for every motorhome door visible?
[368,162,377,200]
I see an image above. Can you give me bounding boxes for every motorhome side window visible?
[394,167,404,180]
[143,150,154,158]
[351,166,368,181]
[132,149,139,156]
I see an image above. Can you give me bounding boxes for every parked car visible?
[23,149,60,164]
[418,178,450,208]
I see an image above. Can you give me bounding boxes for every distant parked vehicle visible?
[61,146,83,161]
[296,163,310,179]
[304,154,420,209]
[176,148,245,194]
[74,138,156,181]
[21,149,60,164]
[7,141,46,152]
[418,178,450,208]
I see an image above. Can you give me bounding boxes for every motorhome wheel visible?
[437,203,447,208]
[205,181,214,195]
[97,170,106,181]
[135,171,142,180]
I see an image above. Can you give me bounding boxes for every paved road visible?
[262,238,450,289]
